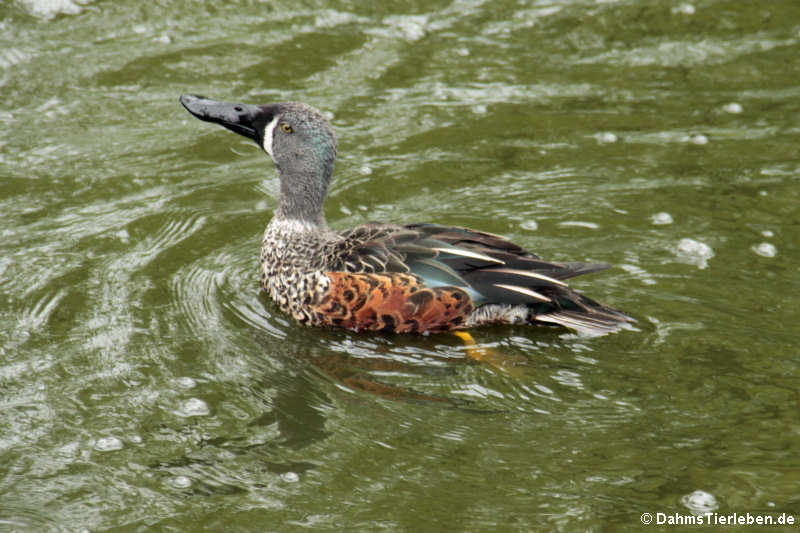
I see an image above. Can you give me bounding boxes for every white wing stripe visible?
[489,267,567,287]
[431,247,504,264]
[493,283,552,302]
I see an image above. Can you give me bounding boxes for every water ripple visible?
[0,504,68,533]
[2,0,799,530]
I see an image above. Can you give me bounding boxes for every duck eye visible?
[281,123,293,134]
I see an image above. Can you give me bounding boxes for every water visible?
[2,0,799,531]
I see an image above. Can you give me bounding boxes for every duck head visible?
[180,94,337,227]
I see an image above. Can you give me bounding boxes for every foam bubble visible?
[281,472,300,483]
[651,212,674,225]
[176,397,210,417]
[682,490,718,515]
[674,238,714,269]
[171,476,192,489]
[596,132,618,143]
[752,242,777,258]
[94,436,124,452]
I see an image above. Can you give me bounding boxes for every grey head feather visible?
[268,102,338,228]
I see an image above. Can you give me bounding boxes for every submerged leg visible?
[452,331,523,375]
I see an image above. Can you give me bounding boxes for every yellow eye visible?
[281,123,293,134]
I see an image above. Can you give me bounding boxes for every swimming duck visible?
[180,94,633,335]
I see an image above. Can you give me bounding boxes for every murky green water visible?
[2,0,799,531]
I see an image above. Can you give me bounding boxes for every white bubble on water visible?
[673,4,696,15]
[752,242,777,258]
[174,376,197,389]
[281,472,300,483]
[596,132,618,143]
[682,489,718,515]
[94,436,124,452]
[651,212,673,225]
[520,220,538,231]
[19,0,87,20]
[722,102,743,114]
[171,476,192,489]
[674,238,714,269]
[176,397,210,417]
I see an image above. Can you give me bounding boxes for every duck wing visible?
[320,222,631,330]
[327,222,611,301]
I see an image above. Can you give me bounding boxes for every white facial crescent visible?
[262,116,279,160]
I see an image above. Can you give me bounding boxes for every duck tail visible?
[531,294,635,336]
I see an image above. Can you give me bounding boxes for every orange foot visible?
[452,331,524,376]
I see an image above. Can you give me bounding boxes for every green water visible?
[2,0,799,531]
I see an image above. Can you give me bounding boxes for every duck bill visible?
[180,94,271,145]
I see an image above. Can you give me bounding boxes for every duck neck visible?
[273,167,330,231]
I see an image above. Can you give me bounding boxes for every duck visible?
[179,94,634,336]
